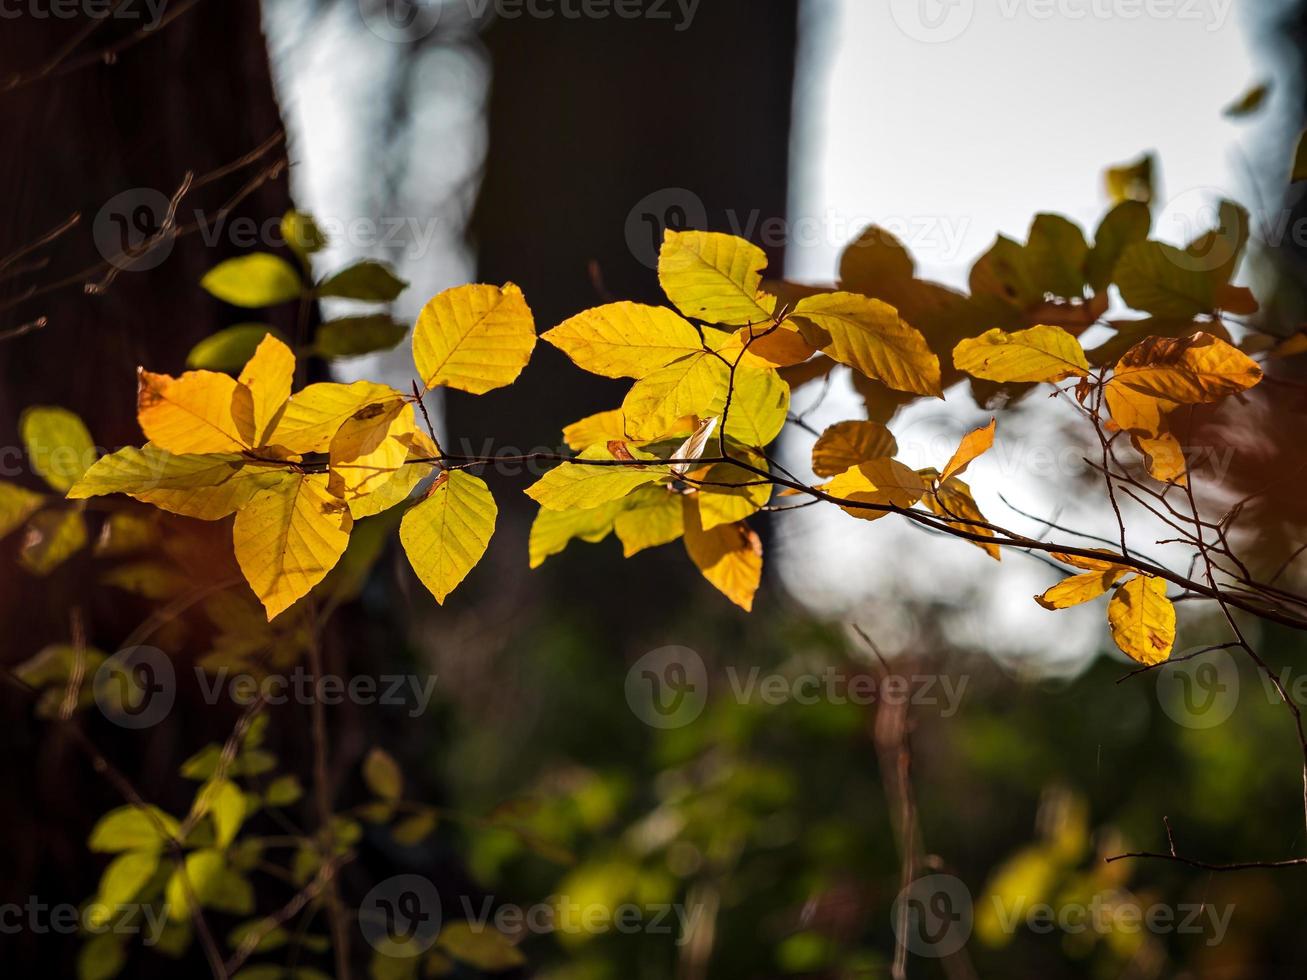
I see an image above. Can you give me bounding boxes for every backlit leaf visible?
[137,369,247,454]
[400,470,497,604]
[544,302,702,378]
[953,325,1088,383]
[233,474,353,619]
[525,445,667,511]
[413,282,536,395]
[237,334,296,448]
[923,474,999,561]
[826,459,927,522]
[328,398,416,501]
[940,418,996,484]
[20,406,95,492]
[187,325,284,372]
[1107,575,1175,666]
[659,230,776,326]
[621,352,729,441]
[722,366,789,446]
[613,486,684,556]
[1035,569,1125,609]
[20,508,87,575]
[694,449,770,531]
[89,805,180,853]
[794,292,941,397]
[528,500,624,568]
[811,421,897,478]
[268,381,400,454]
[201,254,302,308]
[70,446,282,520]
[0,480,45,538]
[683,498,762,611]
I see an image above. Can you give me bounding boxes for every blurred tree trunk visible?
[0,6,301,975]
[456,0,799,624]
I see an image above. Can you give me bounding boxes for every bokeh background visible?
[3,0,1307,977]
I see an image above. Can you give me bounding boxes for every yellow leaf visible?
[137,369,247,454]
[794,292,942,397]
[621,352,729,441]
[614,486,684,556]
[236,334,296,447]
[1107,575,1176,665]
[811,421,897,478]
[528,500,624,568]
[940,418,996,484]
[69,446,282,520]
[267,380,400,454]
[1105,332,1262,436]
[347,432,439,520]
[1035,569,1125,609]
[20,406,95,492]
[544,302,702,378]
[525,445,667,511]
[413,282,536,394]
[694,448,770,530]
[0,481,45,539]
[562,410,628,451]
[436,921,525,971]
[233,474,353,619]
[399,470,497,604]
[722,366,790,447]
[363,747,403,801]
[826,459,927,521]
[658,230,776,326]
[924,475,1000,561]
[1133,432,1188,486]
[712,321,818,368]
[200,253,302,308]
[1051,550,1129,572]
[20,508,87,575]
[328,399,416,501]
[683,498,762,611]
[952,325,1089,383]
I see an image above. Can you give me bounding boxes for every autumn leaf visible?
[694,448,770,531]
[233,473,353,619]
[1036,569,1126,609]
[528,501,624,568]
[328,399,416,501]
[137,369,248,455]
[525,445,667,511]
[400,470,497,604]
[826,459,927,521]
[543,302,702,378]
[940,418,996,484]
[267,380,402,454]
[811,421,897,478]
[953,325,1089,383]
[793,292,942,397]
[614,486,684,556]
[682,497,762,611]
[413,282,536,394]
[1105,332,1262,436]
[1133,432,1188,486]
[235,334,295,447]
[920,470,999,561]
[1107,575,1176,665]
[721,366,790,447]
[621,352,729,441]
[658,230,776,326]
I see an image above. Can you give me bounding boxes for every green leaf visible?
[78,932,126,980]
[264,775,303,807]
[89,805,180,853]
[20,508,87,575]
[363,747,403,801]
[525,446,667,511]
[187,325,285,372]
[436,922,525,971]
[21,406,95,492]
[316,261,408,302]
[201,254,303,308]
[1086,201,1151,293]
[527,500,623,568]
[90,850,160,922]
[0,480,45,539]
[200,778,247,848]
[314,315,408,358]
[1115,241,1218,318]
[282,210,328,259]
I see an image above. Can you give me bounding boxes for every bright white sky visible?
[779,0,1275,671]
